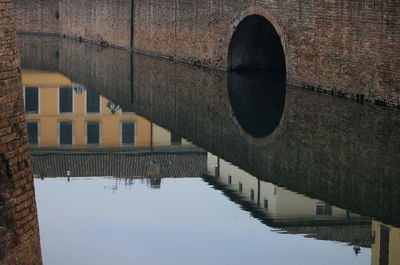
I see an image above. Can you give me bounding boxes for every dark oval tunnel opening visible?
[228,71,286,138]
[228,15,286,138]
[228,15,286,72]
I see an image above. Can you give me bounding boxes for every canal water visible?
[18,35,400,264]
[34,177,370,265]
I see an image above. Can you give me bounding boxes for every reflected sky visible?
[35,177,370,265]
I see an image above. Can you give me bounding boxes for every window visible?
[121,121,135,145]
[86,121,100,145]
[264,199,269,209]
[250,189,255,201]
[380,225,390,265]
[214,165,220,178]
[59,87,73,113]
[25,87,39,114]
[59,121,73,145]
[27,121,39,145]
[171,134,182,145]
[316,203,333,216]
[228,175,232,185]
[239,182,243,193]
[86,89,100,114]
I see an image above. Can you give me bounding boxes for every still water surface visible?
[35,177,369,265]
[16,35,400,265]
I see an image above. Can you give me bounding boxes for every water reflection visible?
[372,222,400,265]
[34,177,371,265]
[205,154,370,245]
[14,35,400,265]
[34,174,400,265]
[22,70,194,151]
[228,70,286,138]
[32,152,206,178]
[207,154,368,224]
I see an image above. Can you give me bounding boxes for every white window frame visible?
[84,89,102,115]
[57,86,75,115]
[58,120,75,146]
[120,121,136,146]
[23,86,40,115]
[26,120,40,146]
[85,120,102,146]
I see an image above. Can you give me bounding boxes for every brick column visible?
[0,1,43,264]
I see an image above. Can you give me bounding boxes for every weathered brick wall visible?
[59,0,132,48]
[12,0,400,107]
[0,1,42,264]
[13,0,59,35]
[134,0,400,107]
[13,0,132,47]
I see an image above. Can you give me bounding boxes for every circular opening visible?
[228,15,286,138]
[228,15,286,72]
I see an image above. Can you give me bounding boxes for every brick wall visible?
[13,0,59,35]
[14,0,132,48]
[59,0,132,48]
[134,0,400,107]
[12,0,400,107]
[0,1,42,264]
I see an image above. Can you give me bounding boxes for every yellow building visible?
[22,70,191,149]
[207,153,367,224]
[372,221,400,265]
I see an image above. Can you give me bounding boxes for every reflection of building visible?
[207,153,367,225]
[206,153,371,247]
[22,70,192,149]
[32,153,207,179]
[372,221,400,265]
[149,177,162,189]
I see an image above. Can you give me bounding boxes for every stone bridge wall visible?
[13,0,59,35]
[134,1,400,104]
[0,1,42,264]
[14,0,132,47]
[13,0,400,107]
[59,0,131,48]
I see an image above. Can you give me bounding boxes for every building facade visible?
[22,70,192,149]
